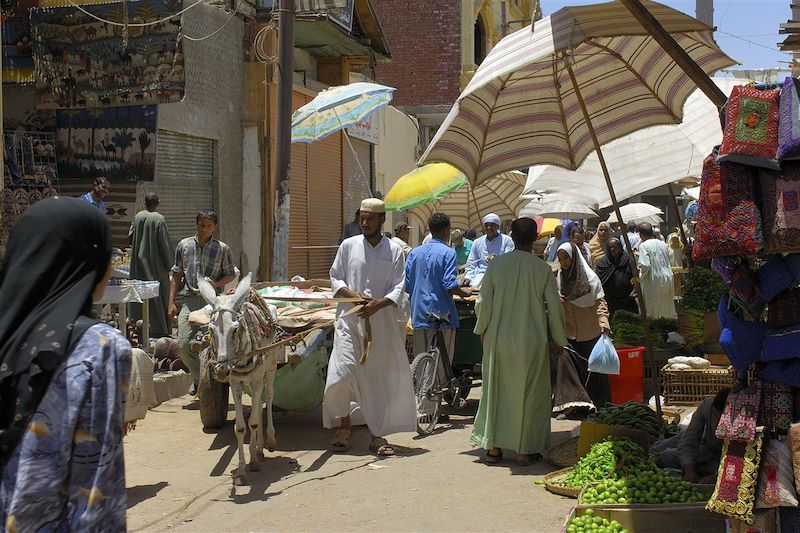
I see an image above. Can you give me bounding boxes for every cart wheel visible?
[410,352,442,435]
[199,377,229,429]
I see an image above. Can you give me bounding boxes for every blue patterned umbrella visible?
[291,82,395,143]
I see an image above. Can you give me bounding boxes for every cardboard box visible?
[703,312,721,345]
[705,353,730,366]
[576,420,651,457]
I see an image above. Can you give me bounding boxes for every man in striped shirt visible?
[168,210,236,393]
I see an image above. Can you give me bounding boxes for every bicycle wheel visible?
[410,351,442,435]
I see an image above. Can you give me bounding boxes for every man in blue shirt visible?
[406,212,472,362]
[78,176,109,213]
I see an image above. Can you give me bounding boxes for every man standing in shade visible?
[462,213,514,287]
[324,198,415,456]
[79,176,109,212]
[168,210,236,393]
[450,228,473,268]
[471,218,567,466]
[129,192,173,337]
[637,222,676,320]
[391,221,412,258]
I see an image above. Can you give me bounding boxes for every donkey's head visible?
[198,273,252,378]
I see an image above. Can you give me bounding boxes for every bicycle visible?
[409,311,472,435]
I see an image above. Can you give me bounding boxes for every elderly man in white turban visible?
[462,213,515,287]
[323,198,416,456]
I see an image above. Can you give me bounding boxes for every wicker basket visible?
[544,467,581,498]
[644,346,685,398]
[660,365,736,406]
[544,436,579,467]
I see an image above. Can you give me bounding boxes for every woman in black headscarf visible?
[0,197,131,531]
[595,237,639,318]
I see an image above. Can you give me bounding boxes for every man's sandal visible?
[369,437,395,456]
[331,429,352,453]
[484,449,503,464]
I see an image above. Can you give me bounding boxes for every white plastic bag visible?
[587,334,620,375]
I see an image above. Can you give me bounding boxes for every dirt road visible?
[125,390,578,532]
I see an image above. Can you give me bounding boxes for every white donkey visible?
[198,273,279,486]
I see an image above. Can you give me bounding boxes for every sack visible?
[757,255,794,302]
[759,164,800,253]
[693,153,763,260]
[718,296,766,372]
[759,381,794,433]
[716,382,762,442]
[767,287,800,328]
[755,439,798,508]
[763,325,800,362]
[587,334,619,375]
[786,423,800,494]
[718,85,780,170]
[706,430,764,525]
[272,347,329,412]
[779,77,800,160]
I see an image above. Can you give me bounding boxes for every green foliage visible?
[610,310,678,347]
[682,266,727,313]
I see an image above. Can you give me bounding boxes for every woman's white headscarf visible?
[557,242,604,308]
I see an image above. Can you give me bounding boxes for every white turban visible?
[482,213,501,227]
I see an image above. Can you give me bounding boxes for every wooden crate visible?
[660,365,736,406]
[644,346,685,398]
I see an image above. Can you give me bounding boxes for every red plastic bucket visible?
[609,346,645,404]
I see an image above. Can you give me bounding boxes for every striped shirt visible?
[171,236,235,295]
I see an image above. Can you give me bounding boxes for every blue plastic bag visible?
[587,334,620,375]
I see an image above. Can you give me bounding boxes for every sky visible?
[541,0,791,71]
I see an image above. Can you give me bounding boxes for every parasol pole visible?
[334,110,373,196]
[667,183,692,267]
[563,52,664,425]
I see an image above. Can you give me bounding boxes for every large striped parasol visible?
[419,1,735,186]
[408,171,527,233]
[523,77,748,208]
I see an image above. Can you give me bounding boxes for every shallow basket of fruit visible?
[577,469,710,507]
[544,467,581,498]
[564,509,627,533]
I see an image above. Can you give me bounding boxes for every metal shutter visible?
[307,131,343,279]
[153,130,215,242]
[288,91,311,278]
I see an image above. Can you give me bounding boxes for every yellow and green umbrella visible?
[384,163,468,211]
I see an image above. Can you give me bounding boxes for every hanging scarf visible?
[588,221,611,267]
[595,238,634,299]
[557,242,604,308]
[0,197,111,470]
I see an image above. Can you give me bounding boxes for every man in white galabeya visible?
[462,213,514,287]
[324,198,415,456]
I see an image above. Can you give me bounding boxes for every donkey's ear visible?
[231,272,252,309]
[198,275,218,306]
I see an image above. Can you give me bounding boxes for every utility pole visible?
[271,0,294,281]
[696,0,713,28]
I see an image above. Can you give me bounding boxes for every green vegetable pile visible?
[610,311,678,347]
[581,469,706,505]
[681,266,727,313]
[564,437,654,488]
[592,401,680,439]
[566,510,628,533]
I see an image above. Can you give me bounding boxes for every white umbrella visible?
[683,186,701,201]
[520,196,598,219]
[606,203,663,224]
[522,77,750,208]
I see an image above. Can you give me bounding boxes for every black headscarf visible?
[595,237,633,298]
[0,197,111,469]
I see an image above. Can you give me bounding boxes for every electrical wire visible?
[64,0,204,27]
[716,31,792,56]
[182,0,246,41]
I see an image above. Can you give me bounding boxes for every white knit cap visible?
[482,213,501,227]
[360,198,385,214]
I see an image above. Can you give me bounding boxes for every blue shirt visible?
[78,192,106,213]
[405,238,460,329]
